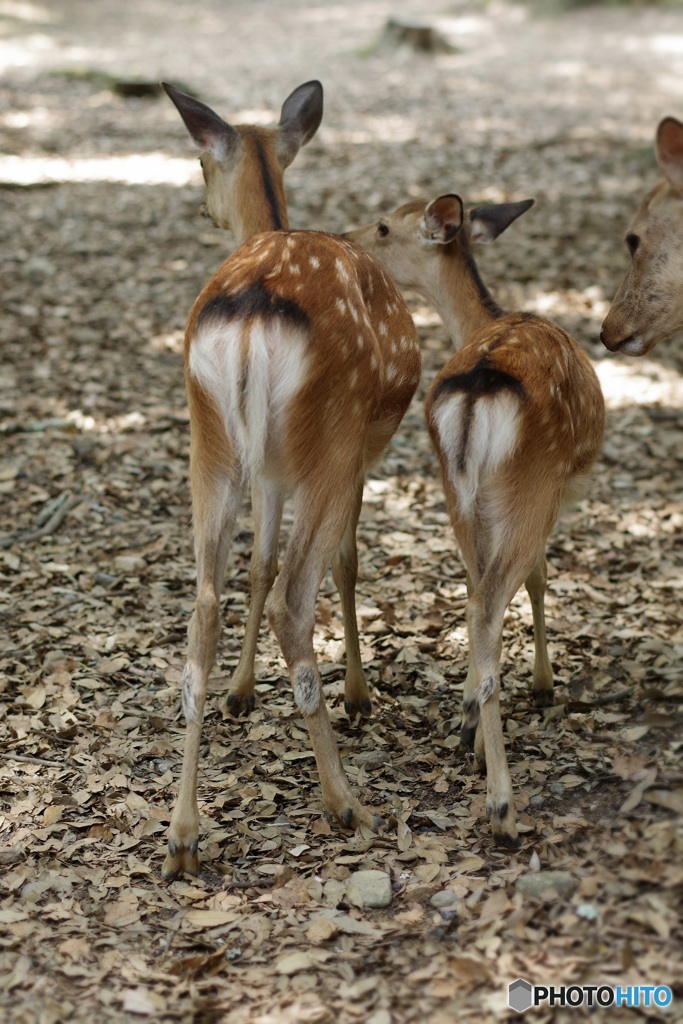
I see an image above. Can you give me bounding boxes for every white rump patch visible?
[433,391,521,518]
[188,318,308,479]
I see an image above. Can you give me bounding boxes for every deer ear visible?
[469,199,534,244]
[162,83,238,162]
[422,194,464,244]
[277,80,324,166]
[656,117,683,195]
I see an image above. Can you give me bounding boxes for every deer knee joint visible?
[293,666,321,716]
[477,674,497,705]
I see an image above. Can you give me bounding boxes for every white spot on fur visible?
[336,297,347,316]
[289,263,301,276]
[294,666,320,716]
[309,255,320,269]
[378,322,388,336]
[182,664,201,724]
[477,675,497,704]
[335,258,349,281]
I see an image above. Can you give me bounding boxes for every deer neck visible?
[432,240,504,350]
[207,132,291,245]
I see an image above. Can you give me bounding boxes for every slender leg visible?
[524,552,554,706]
[267,481,382,830]
[331,475,371,718]
[225,476,284,716]
[467,581,521,848]
[163,472,245,879]
[460,571,480,749]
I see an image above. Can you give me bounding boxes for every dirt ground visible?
[1,1,682,1022]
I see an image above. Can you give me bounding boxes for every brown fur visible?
[350,196,605,847]
[163,86,421,879]
[602,116,683,354]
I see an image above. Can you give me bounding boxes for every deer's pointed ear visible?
[469,199,534,244]
[422,194,464,244]
[277,80,324,166]
[162,83,239,162]
[656,117,683,195]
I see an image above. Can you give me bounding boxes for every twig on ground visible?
[0,492,83,548]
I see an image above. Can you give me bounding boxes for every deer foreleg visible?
[467,590,519,848]
[331,475,371,718]
[524,552,554,706]
[225,476,284,717]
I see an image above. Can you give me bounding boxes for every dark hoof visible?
[370,814,387,831]
[460,723,477,750]
[341,807,356,829]
[492,830,522,850]
[532,688,554,708]
[344,698,372,719]
[225,692,256,717]
[162,838,200,880]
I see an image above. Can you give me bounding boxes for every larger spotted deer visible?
[601,116,683,355]
[348,194,605,847]
[160,82,421,878]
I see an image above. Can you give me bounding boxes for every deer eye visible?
[377,222,390,238]
[625,233,640,256]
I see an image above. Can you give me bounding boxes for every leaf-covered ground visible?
[1,2,681,1022]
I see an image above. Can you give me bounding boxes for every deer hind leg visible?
[163,470,246,880]
[467,575,522,849]
[331,475,371,718]
[525,552,554,707]
[225,476,284,717]
[460,571,480,750]
[267,477,383,831]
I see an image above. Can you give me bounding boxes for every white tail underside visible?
[433,392,521,518]
[188,319,309,478]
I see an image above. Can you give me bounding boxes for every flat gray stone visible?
[429,890,458,909]
[346,869,392,909]
[515,870,577,901]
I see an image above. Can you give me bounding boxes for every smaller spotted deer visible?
[161,83,421,878]
[348,194,605,847]
[602,116,683,355]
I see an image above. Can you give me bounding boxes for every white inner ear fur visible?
[469,219,495,245]
[419,216,448,246]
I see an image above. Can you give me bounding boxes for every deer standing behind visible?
[161,82,421,878]
[601,116,683,355]
[348,195,605,846]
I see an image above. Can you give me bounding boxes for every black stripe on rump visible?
[198,279,310,330]
[432,355,525,472]
[433,354,525,404]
